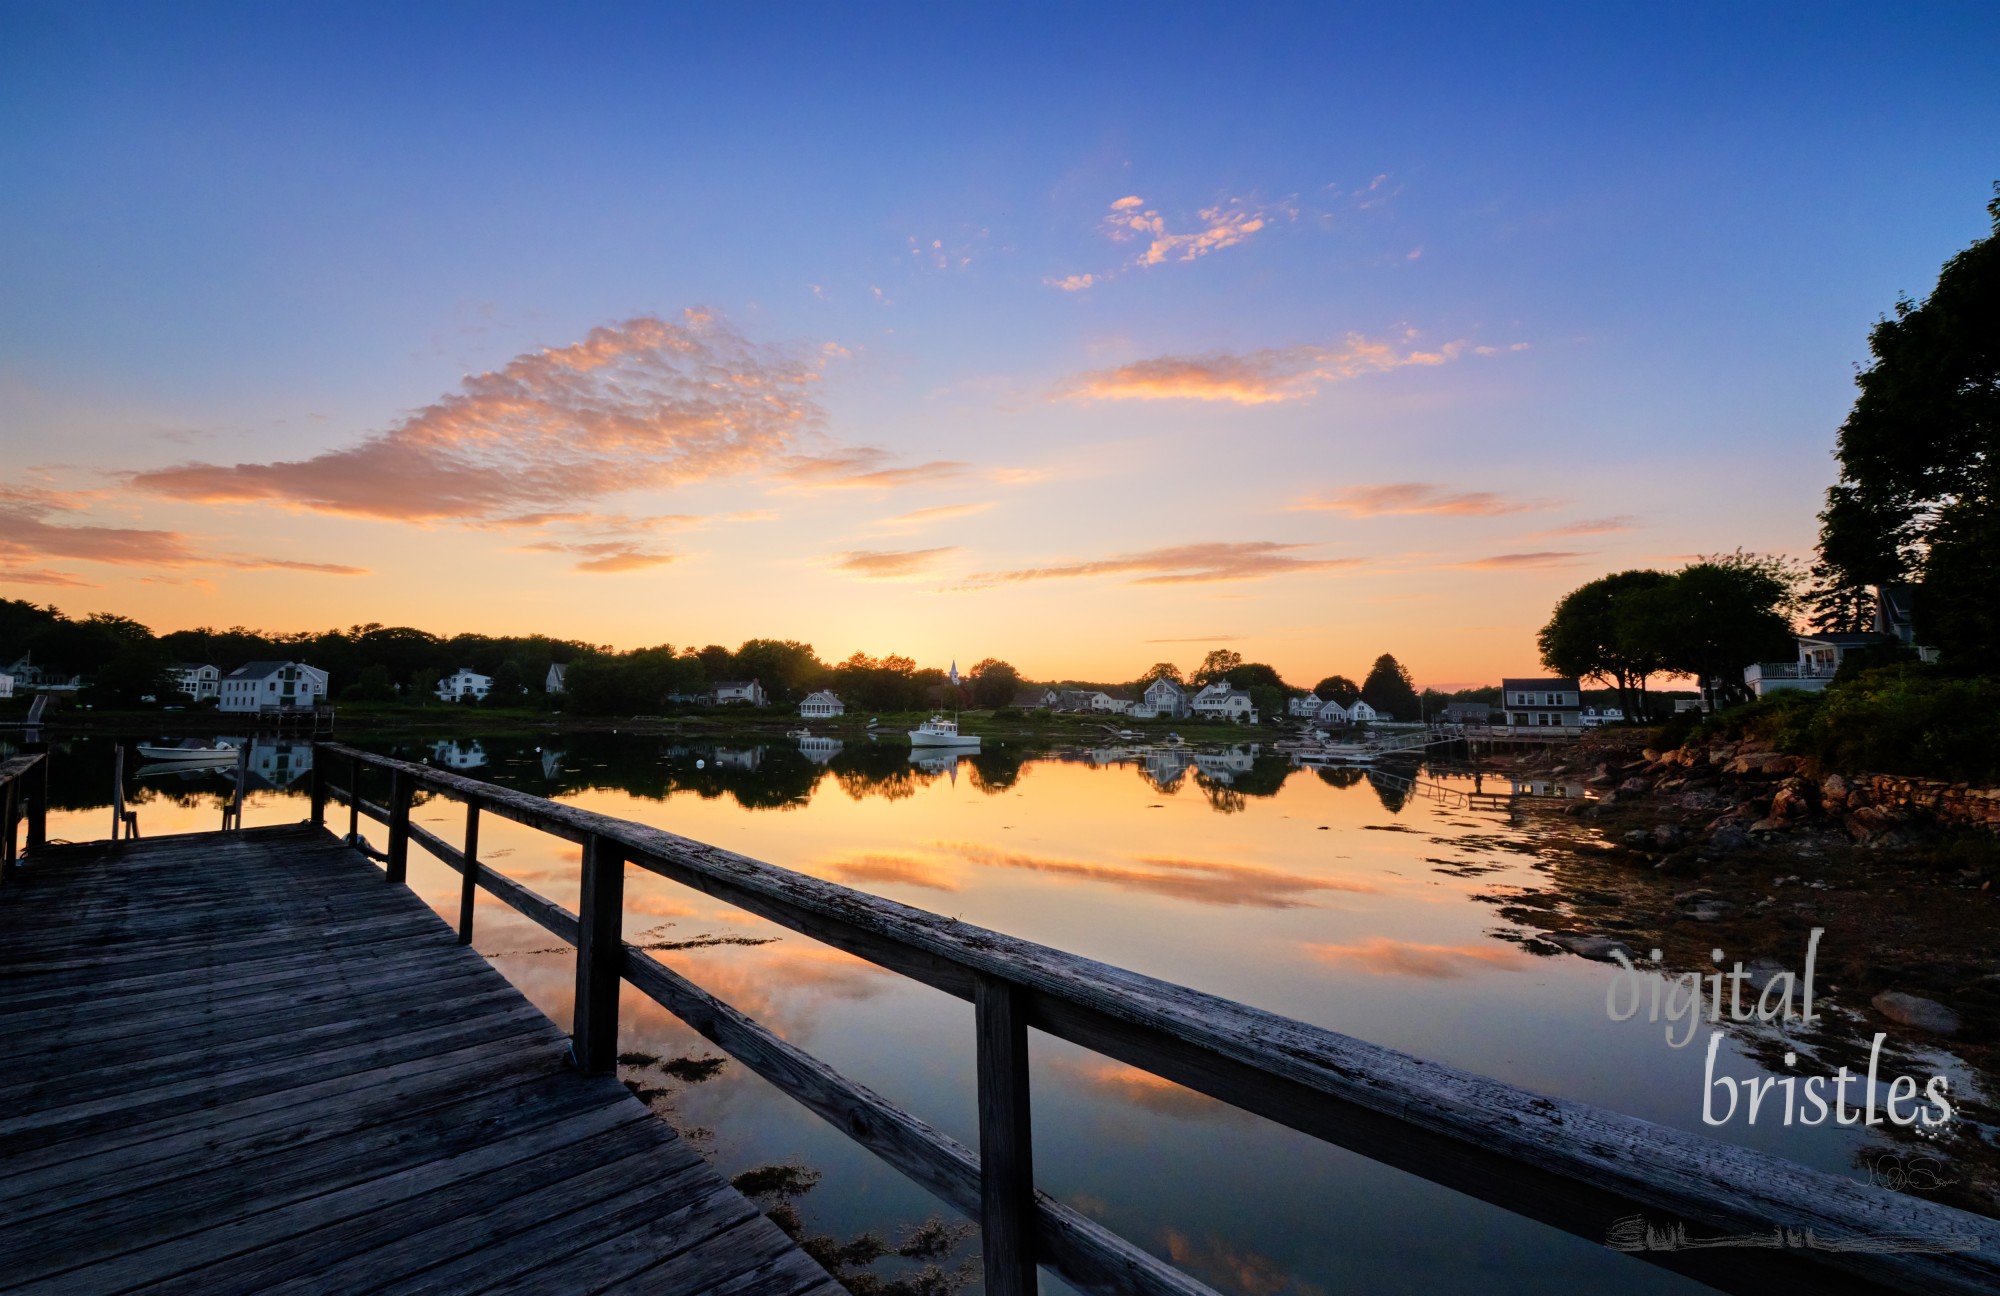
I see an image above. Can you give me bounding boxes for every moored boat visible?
[907,714,980,748]
[135,740,239,763]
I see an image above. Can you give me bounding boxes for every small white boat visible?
[908,714,980,748]
[786,728,813,740]
[136,741,238,763]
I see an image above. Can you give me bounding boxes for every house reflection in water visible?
[795,735,844,765]
[430,739,488,771]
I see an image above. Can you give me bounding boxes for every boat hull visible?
[908,732,980,748]
[136,746,237,762]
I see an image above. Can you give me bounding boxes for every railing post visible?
[111,745,125,843]
[386,767,411,885]
[2,778,17,876]
[346,752,360,845]
[975,972,1038,1296]
[228,743,248,832]
[27,749,47,853]
[571,831,625,1073]
[308,746,325,828]
[457,800,481,944]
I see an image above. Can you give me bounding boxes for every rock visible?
[1655,847,1704,877]
[1820,773,1851,811]
[1689,900,1733,922]
[1650,823,1688,851]
[1770,780,1813,821]
[1748,816,1788,834]
[1707,824,1752,852]
[1642,748,1662,762]
[1546,933,1635,963]
[1619,775,1653,795]
[1550,764,1570,776]
[1872,991,1960,1036]
[1622,828,1652,848]
[1596,790,1619,807]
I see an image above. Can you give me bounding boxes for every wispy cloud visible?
[1046,273,1096,292]
[771,448,968,491]
[132,311,825,523]
[963,541,1357,589]
[1058,334,1470,406]
[0,568,98,588]
[871,501,995,532]
[936,841,1374,908]
[0,486,365,578]
[518,540,679,573]
[1308,937,1530,979]
[1294,483,1542,518]
[1101,195,1270,267]
[831,547,959,580]
[1531,516,1637,537]
[820,852,960,892]
[1455,551,1591,569]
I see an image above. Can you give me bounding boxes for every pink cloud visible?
[963,541,1358,588]
[770,448,968,491]
[831,547,959,580]
[131,312,824,523]
[1294,483,1541,518]
[1455,551,1591,569]
[1058,335,1467,406]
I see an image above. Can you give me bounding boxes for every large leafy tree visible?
[1816,185,2000,658]
[965,657,1022,708]
[1314,674,1360,704]
[1538,569,1672,718]
[1622,559,1795,705]
[1359,654,1420,721]
[1190,648,1243,686]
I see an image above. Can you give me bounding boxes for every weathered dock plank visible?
[0,824,829,1295]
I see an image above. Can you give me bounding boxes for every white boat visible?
[136,741,238,763]
[908,714,980,748]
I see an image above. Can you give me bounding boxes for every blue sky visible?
[3,3,1995,684]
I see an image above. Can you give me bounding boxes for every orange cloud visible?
[132,311,824,523]
[831,547,958,580]
[770,448,968,491]
[934,841,1374,908]
[0,568,97,588]
[962,541,1358,588]
[1308,936,1531,979]
[1058,335,1466,405]
[519,539,680,573]
[1294,483,1540,517]
[1163,1230,1323,1296]
[1046,274,1096,292]
[1047,1057,1243,1122]
[1455,551,1591,569]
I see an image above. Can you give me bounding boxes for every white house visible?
[171,663,220,702]
[1141,678,1190,719]
[1743,632,1895,698]
[545,663,568,695]
[1287,692,1324,719]
[799,689,845,719]
[712,679,767,706]
[0,671,12,700]
[437,669,492,702]
[1191,681,1257,723]
[1499,677,1581,728]
[219,661,324,714]
[1090,692,1135,714]
[1315,697,1376,727]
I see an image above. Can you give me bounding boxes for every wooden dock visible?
[0,823,836,1296]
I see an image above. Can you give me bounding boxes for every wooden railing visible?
[0,750,49,879]
[311,742,1999,1296]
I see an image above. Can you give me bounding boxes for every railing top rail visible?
[0,753,44,789]
[315,741,2000,1293]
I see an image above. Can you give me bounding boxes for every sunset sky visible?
[4,4,1997,687]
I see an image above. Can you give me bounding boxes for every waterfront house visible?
[799,689,845,719]
[1315,697,1377,727]
[546,663,567,695]
[4,655,82,693]
[1441,702,1494,726]
[1743,633,1887,698]
[219,661,324,714]
[712,679,768,707]
[1287,692,1324,719]
[1499,677,1581,728]
[1141,678,1190,719]
[171,663,221,702]
[436,669,493,703]
[1191,681,1257,723]
[1010,688,1061,710]
[0,671,11,699]
[430,739,488,770]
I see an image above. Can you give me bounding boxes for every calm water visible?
[13,729,1964,1294]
